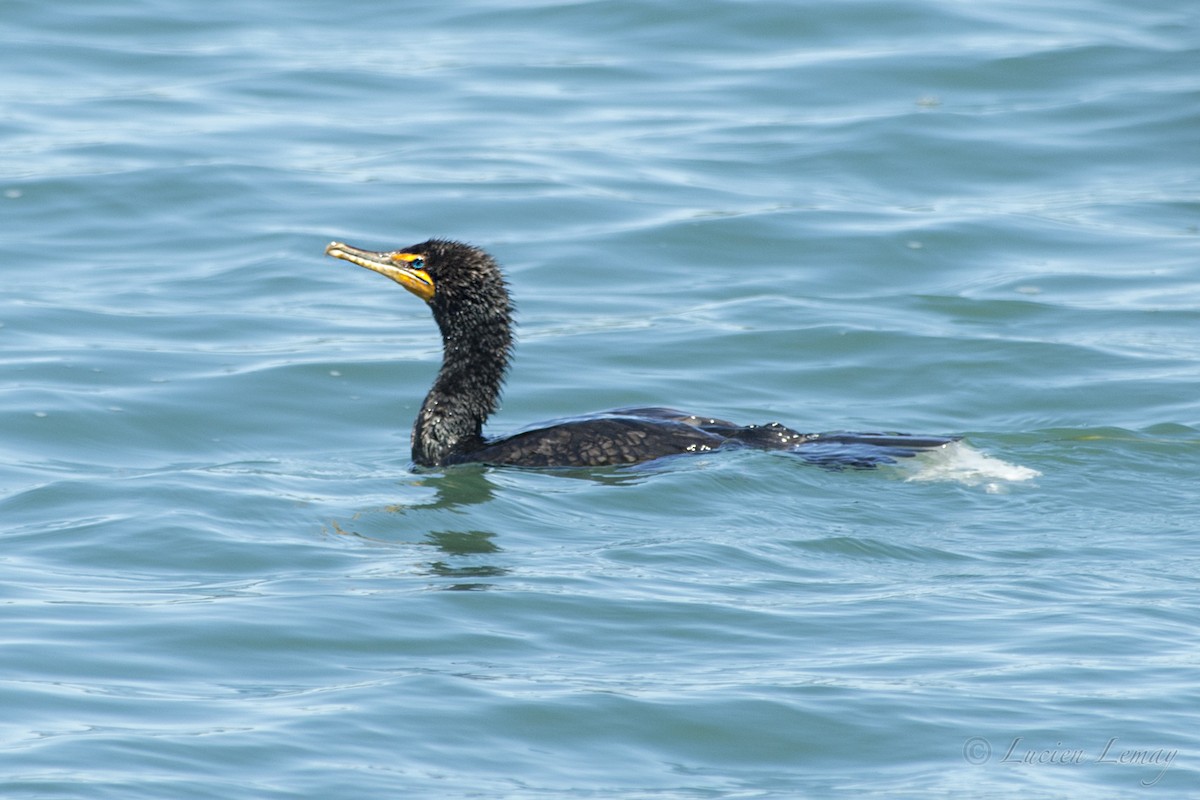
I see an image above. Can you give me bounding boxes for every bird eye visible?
[390,253,426,269]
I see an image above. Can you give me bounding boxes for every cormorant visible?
[325,239,956,469]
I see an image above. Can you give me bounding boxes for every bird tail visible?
[788,431,961,469]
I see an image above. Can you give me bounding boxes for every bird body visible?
[325,239,955,469]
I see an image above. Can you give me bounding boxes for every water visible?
[3,0,1198,796]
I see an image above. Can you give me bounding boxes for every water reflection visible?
[394,466,499,511]
[407,470,510,588]
[328,468,511,589]
[329,463,655,588]
[423,528,508,590]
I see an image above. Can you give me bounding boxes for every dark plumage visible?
[325,239,956,468]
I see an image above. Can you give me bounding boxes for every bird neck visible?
[411,309,512,466]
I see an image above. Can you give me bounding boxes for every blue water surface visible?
[3,0,1199,797]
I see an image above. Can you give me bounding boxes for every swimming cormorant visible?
[325,239,956,468]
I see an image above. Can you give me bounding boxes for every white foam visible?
[900,441,1040,492]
